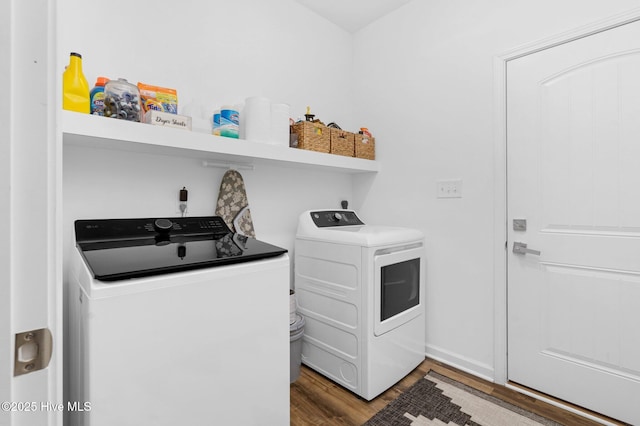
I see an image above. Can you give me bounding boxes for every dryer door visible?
[373,244,424,336]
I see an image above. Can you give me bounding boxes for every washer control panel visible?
[310,210,364,227]
[75,216,231,242]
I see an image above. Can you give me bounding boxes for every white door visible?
[1,1,62,426]
[507,19,640,425]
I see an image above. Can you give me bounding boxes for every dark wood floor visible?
[290,358,623,426]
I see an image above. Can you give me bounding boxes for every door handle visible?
[512,242,541,256]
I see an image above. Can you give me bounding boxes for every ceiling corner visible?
[295,0,411,33]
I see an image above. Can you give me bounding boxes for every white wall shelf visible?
[61,111,379,174]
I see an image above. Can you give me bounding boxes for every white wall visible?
[60,0,358,269]
[60,1,357,409]
[59,0,640,387]
[353,0,640,379]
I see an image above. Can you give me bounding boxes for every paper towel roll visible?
[235,102,245,139]
[270,103,290,146]
[220,105,239,139]
[243,96,271,142]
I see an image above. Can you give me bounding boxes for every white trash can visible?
[290,313,305,383]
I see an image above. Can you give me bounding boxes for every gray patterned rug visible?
[363,371,561,426]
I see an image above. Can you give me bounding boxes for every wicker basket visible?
[291,121,330,153]
[355,133,375,160]
[330,129,355,157]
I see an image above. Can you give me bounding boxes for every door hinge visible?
[14,328,53,376]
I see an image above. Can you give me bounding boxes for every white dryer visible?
[295,209,425,400]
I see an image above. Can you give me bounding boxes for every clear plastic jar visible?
[104,78,142,122]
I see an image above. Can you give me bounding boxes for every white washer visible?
[295,209,425,400]
[68,216,290,426]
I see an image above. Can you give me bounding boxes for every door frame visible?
[1,0,11,417]
[1,1,62,425]
[492,7,640,386]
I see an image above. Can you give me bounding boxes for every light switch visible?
[437,179,462,198]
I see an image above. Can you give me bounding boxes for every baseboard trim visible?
[506,381,623,426]
[425,344,494,383]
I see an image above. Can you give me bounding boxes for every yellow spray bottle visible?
[62,52,90,113]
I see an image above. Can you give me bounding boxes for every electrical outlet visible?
[176,202,188,216]
[436,179,462,198]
